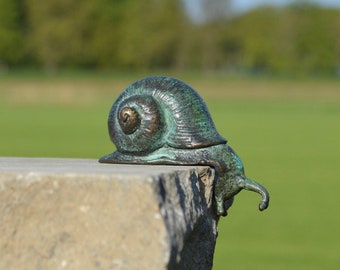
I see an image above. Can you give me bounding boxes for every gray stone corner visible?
[0,157,219,270]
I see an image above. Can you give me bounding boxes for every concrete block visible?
[0,158,218,270]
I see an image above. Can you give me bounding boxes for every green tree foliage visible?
[292,4,339,74]
[219,4,340,74]
[25,0,101,70]
[23,0,187,70]
[116,0,187,69]
[86,0,127,68]
[0,0,24,66]
[1,0,340,75]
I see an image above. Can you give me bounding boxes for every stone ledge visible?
[0,158,218,270]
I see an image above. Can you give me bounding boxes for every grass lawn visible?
[1,72,339,269]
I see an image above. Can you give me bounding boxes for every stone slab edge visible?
[0,157,218,270]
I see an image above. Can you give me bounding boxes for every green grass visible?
[211,99,340,270]
[1,74,340,269]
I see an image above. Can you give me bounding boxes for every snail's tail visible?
[238,177,270,211]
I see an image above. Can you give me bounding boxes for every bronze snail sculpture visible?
[99,76,269,216]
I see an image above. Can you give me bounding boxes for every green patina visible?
[99,76,270,216]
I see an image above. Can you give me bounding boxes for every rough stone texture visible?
[0,157,218,270]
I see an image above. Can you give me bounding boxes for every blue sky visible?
[232,0,340,12]
[183,0,340,22]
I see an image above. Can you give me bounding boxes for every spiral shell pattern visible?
[108,76,226,155]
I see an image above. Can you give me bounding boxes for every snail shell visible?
[108,76,226,155]
[101,76,270,217]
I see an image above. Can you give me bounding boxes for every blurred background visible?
[0,0,339,74]
[1,0,339,269]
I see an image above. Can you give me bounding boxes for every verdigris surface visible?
[100,76,269,216]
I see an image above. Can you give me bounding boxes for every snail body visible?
[100,76,269,216]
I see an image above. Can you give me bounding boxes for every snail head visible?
[213,146,269,216]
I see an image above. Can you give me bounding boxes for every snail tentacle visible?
[237,177,270,211]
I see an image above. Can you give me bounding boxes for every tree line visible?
[0,0,339,75]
